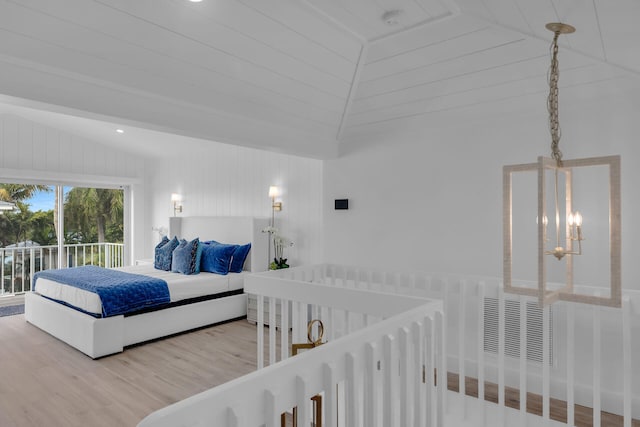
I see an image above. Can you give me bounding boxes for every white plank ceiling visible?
[0,0,638,158]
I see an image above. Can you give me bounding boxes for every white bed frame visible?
[25,216,269,359]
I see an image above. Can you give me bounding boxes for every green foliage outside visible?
[0,184,124,248]
[64,187,124,244]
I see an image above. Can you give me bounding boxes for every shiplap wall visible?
[0,114,142,178]
[144,142,323,269]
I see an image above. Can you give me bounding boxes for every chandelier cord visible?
[548,30,562,165]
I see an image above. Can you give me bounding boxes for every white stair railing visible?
[289,264,640,426]
[138,271,445,427]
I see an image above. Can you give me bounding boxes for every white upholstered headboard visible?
[168,216,269,273]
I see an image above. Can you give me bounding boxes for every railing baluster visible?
[265,390,278,427]
[436,309,445,427]
[442,278,449,414]
[425,316,434,427]
[257,294,264,370]
[400,327,411,427]
[364,342,377,427]
[412,321,424,427]
[324,363,337,427]
[0,249,4,294]
[343,308,350,337]
[10,250,15,294]
[593,299,601,427]
[291,299,299,345]
[281,299,289,362]
[20,249,25,293]
[477,281,486,427]
[542,300,550,426]
[383,334,396,427]
[346,352,359,427]
[567,303,575,426]
[622,296,632,427]
[29,247,35,290]
[498,287,506,425]
[298,302,306,342]
[295,376,309,427]
[519,295,527,425]
[458,280,466,417]
[269,296,276,365]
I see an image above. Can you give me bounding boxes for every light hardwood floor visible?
[1,313,636,427]
[0,314,262,427]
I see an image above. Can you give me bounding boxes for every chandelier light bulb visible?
[574,211,582,227]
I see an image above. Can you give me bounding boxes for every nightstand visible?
[135,258,153,266]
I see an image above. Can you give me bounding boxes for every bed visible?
[25,216,269,358]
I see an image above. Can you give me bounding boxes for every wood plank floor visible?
[0,314,263,427]
[0,313,636,426]
[448,373,640,427]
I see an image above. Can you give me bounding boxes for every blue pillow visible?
[171,238,201,275]
[155,236,169,249]
[154,236,179,271]
[200,242,236,275]
[203,240,251,273]
[230,243,251,273]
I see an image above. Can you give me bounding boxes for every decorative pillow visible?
[229,243,251,273]
[171,238,201,275]
[200,242,236,275]
[155,236,169,249]
[154,236,179,271]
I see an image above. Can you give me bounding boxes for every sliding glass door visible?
[63,186,124,269]
[0,182,124,295]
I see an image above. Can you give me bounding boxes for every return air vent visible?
[483,297,553,364]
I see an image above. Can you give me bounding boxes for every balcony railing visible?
[0,242,124,295]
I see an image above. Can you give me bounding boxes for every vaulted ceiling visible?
[0,0,638,159]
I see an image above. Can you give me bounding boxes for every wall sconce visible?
[171,193,183,217]
[503,23,621,308]
[269,186,282,212]
[269,185,282,229]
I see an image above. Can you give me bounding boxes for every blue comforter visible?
[33,266,170,317]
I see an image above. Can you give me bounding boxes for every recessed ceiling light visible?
[382,10,402,26]
[116,129,124,134]
[189,0,203,2]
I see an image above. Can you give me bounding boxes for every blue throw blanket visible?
[33,266,170,317]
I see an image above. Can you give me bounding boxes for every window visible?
[0,182,125,295]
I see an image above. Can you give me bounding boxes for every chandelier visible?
[503,23,621,307]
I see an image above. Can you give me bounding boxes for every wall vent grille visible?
[483,297,553,364]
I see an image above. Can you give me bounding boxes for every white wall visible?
[0,114,147,264]
[0,114,323,269]
[143,142,323,269]
[326,91,640,289]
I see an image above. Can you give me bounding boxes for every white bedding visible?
[33,264,245,316]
